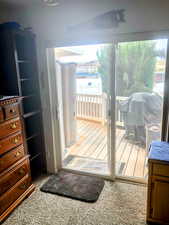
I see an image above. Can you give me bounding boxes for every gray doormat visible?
[40,171,104,203]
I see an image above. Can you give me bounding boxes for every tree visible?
[97,41,159,96]
[97,45,112,93]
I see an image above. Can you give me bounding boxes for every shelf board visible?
[23,110,40,118]
[26,133,40,141]
[22,94,36,99]
[20,78,32,82]
[17,60,30,63]
[30,153,41,161]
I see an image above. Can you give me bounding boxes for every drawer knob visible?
[10,123,17,129]
[13,137,19,144]
[15,151,21,157]
[18,168,25,175]
[10,109,15,113]
[19,183,28,190]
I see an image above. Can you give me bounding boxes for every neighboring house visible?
[76,61,102,95]
[76,76,102,95]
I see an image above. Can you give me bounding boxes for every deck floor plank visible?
[83,126,106,158]
[69,122,99,155]
[134,146,147,178]
[116,137,128,162]
[77,124,103,157]
[119,141,132,173]
[92,136,107,159]
[124,145,139,177]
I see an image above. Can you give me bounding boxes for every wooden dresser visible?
[0,96,35,223]
[147,141,169,224]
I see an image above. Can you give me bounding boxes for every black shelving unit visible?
[0,29,46,179]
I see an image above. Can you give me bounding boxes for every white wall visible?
[0,6,16,23]
[13,0,169,46]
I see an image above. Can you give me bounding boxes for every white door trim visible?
[36,40,60,174]
[45,48,65,172]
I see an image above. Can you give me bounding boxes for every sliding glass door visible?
[47,34,169,182]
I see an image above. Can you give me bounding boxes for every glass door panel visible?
[55,44,115,178]
[115,39,168,180]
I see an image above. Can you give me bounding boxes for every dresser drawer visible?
[153,163,169,177]
[0,132,23,156]
[4,103,19,120]
[0,118,22,139]
[0,175,31,215]
[0,107,4,123]
[0,158,29,196]
[0,145,25,173]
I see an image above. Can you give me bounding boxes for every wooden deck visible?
[65,119,148,179]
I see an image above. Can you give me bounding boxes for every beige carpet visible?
[4,176,147,225]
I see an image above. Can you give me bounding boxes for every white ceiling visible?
[0,0,121,11]
[0,0,39,5]
[0,0,95,7]
[0,0,58,8]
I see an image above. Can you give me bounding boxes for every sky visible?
[155,39,168,51]
[56,44,105,63]
[56,39,168,63]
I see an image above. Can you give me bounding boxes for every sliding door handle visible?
[55,106,59,120]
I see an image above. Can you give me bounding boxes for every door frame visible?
[42,30,169,183]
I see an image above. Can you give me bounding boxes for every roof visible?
[76,72,100,78]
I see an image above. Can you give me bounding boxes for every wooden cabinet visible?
[147,141,169,224]
[0,28,46,178]
[0,96,35,223]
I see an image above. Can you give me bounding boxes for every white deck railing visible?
[76,94,107,123]
[76,94,128,126]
